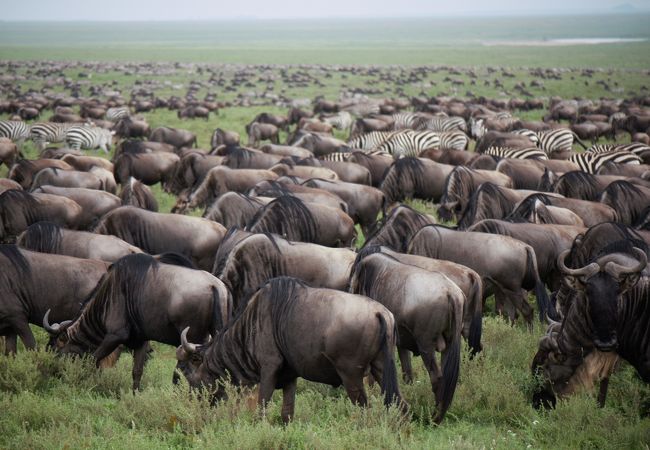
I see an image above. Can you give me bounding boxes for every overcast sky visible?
[3,0,647,21]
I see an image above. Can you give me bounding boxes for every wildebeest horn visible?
[604,247,647,279]
[42,309,72,334]
[180,327,199,354]
[557,249,599,277]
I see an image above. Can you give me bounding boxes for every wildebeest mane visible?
[0,190,42,238]
[380,157,425,203]
[568,222,647,268]
[221,147,251,168]
[253,180,292,197]
[18,221,63,254]
[266,276,307,349]
[120,178,159,212]
[363,204,433,252]
[553,171,601,200]
[634,206,650,230]
[156,252,196,269]
[0,244,30,277]
[7,159,35,186]
[600,180,645,224]
[469,219,513,237]
[506,193,553,223]
[246,195,318,243]
[457,182,517,229]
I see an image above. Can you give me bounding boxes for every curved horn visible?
[604,247,648,279]
[557,249,599,277]
[43,309,59,334]
[180,327,199,354]
[546,314,561,327]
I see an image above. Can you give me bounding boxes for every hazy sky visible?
[3,0,647,21]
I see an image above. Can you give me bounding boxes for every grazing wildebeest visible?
[31,185,121,229]
[246,195,356,247]
[363,204,436,252]
[113,152,180,188]
[9,158,73,189]
[61,154,114,172]
[349,251,463,422]
[408,225,552,325]
[532,224,648,408]
[0,137,19,168]
[119,177,158,211]
[0,179,22,194]
[173,166,278,212]
[302,178,384,235]
[0,190,84,241]
[17,221,142,262]
[380,157,455,205]
[509,193,617,227]
[220,147,283,170]
[347,151,394,187]
[270,161,339,180]
[30,167,110,192]
[150,126,197,149]
[112,116,150,139]
[438,166,514,221]
[178,106,210,120]
[167,152,224,196]
[249,179,348,212]
[113,139,176,159]
[94,206,226,271]
[0,245,108,354]
[247,122,280,147]
[210,128,240,149]
[203,192,271,228]
[44,253,231,390]
[260,143,313,159]
[549,171,627,201]
[176,276,405,423]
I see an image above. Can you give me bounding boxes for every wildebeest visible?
[408,225,552,325]
[113,152,180,187]
[203,192,271,228]
[599,181,650,226]
[380,157,455,205]
[247,122,280,147]
[30,167,113,193]
[167,152,224,196]
[94,206,226,271]
[178,106,210,120]
[347,151,394,187]
[302,178,384,235]
[44,253,231,390]
[364,204,436,252]
[173,166,278,212]
[509,193,617,227]
[31,185,121,229]
[249,179,348,212]
[61,154,114,172]
[119,177,158,211]
[210,128,240,149]
[150,126,197,149]
[214,231,357,310]
[112,116,151,139]
[9,158,73,189]
[0,137,19,168]
[0,190,84,241]
[0,179,22,194]
[0,245,108,354]
[532,224,648,408]
[246,195,356,247]
[220,147,284,170]
[270,161,339,180]
[350,251,463,422]
[176,276,405,423]
[17,221,142,262]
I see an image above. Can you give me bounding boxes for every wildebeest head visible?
[42,309,78,353]
[557,247,646,351]
[176,327,225,403]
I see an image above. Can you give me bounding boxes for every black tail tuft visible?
[377,313,401,408]
[436,331,460,423]
[467,310,483,357]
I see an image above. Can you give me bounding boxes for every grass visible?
[2,16,650,447]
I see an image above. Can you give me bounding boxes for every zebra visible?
[536,128,586,156]
[30,122,74,151]
[416,116,467,133]
[511,129,540,145]
[321,111,353,132]
[375,130,440,159]
[391,112,427,130]
[319,152,351,162]
[105,106,131,122]
[438,131,469,150]
[0,120,31,144]
[482,146,548,161]
[586,143,650,160]
[347,131,396,150]
[569,151,641,174]
[65,126,115,154]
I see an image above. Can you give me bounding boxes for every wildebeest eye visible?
[563,275,585,291]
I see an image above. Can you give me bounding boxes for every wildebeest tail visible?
[524,246,555,321]
[571,131,588,150]
[376,312,401,408]
[17,221,63,255]
[436,293,462,423]
[211,286,223,336]
[467,276,483,356]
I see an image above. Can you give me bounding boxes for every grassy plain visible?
[1,14,650,450]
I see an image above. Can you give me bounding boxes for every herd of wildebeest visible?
[0,61,649,425]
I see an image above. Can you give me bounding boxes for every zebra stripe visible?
[30,122,74,150]
[570,151,641,174]
[375,130,440,158]
[438,131,469,150]
[0,120,31,142]
[347,131,397,150]
[483,146,548,160]
[416,116,467,133]
[319,152,351,162]
[65,126,114,154]
[536,129,578,156]
[511,129,540,145]
[321,111,353,131]
[391,112,425,130]
[105,106,130,122]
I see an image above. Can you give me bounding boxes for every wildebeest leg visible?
[93,331,128,368]
[131,341,150,392]
[257,365,282,415]
[339,372,368,407]
[598,377,610,408]
[4,334,18,355]
[398,347,414,384]
[510,289,533,329]
[280,379,297,424]
[420,350,442,398]
[494,291,517,324]
[14,321,36,351]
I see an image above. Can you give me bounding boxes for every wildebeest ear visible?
[620,273,641,294]
[562,275,585,291]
